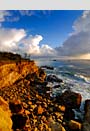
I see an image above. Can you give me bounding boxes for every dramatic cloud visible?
[56,10,90,59]
[0,28,55,57]
[20,35,56,57]
[0,28,26,52]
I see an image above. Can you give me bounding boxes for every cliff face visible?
[0,61,46,88]
[0,96,12,131]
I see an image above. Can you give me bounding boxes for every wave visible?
[74,74,90,83]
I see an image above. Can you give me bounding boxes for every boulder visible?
[0,96,12,131]
[41,65,54,70]
[64,109,75,120]
[46,75,63,83]
[68,120,81,130]
[9,101,23,113]
[59,90,82,109]
[81,99,90,131]
[53,84,60,88]
[12,114,27,130]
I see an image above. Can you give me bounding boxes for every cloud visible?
[0,10,52,27]
[40,44,56,57]
[19,10,52,18]
[19,10,34,16]
[0,10,20,26]
[0,11,11,26]
[0,28,26,52]
[0,28,55,57]
[20,35,56,57]
[56,10,90,58]
[20,35,43,55]
[0,11,10,22]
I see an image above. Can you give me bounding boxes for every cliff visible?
[0,61,46,88]
[0,96,12,131]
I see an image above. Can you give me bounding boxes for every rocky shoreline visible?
[0,61,90,131]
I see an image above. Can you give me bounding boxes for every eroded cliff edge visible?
[0,53,90,131]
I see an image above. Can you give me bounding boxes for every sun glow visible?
[76,53,90,60]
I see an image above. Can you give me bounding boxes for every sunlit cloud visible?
[56,10,90,59]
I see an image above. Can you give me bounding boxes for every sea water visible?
[35,59,90,117]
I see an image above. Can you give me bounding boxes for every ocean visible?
[35,59,90,115]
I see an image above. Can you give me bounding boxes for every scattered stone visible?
[58,105,66,112]
[38,105,44,115]
[0,61,86,131]
[69,120,81,130]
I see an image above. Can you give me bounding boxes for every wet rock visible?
[64,109,75,120]
[53,84,60,88]
[81,122,90,131]
[81,99,90,131]
[12,114,27,130]
[59,90,82,109]
[46,74,63,83]
[41,65,54,70]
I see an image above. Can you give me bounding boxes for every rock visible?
[22,102,28,109]
[0,61,46,88]
[53,85,60,88]
[37,105,44,115]
[59,90,82,109]
[69,120,81,130]
[64,109,75,120]
[9,101,22,113]
[41,65,54,70]
[46,75,63,83]
[81,122,90,131]
[24,110,30,115]
[12,114,27,130]
[0,96,12,131]
[48,120,66,131]
[58,105,66,112]
[81,99,90,131]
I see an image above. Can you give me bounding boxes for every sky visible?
[0,10,90,59]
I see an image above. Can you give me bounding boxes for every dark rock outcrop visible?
[59,90,82,109]
[81,100,90,131]
[12,114,27,130]
[41,65,54,70]
[9,101,23,113]
[46,74,63,83]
